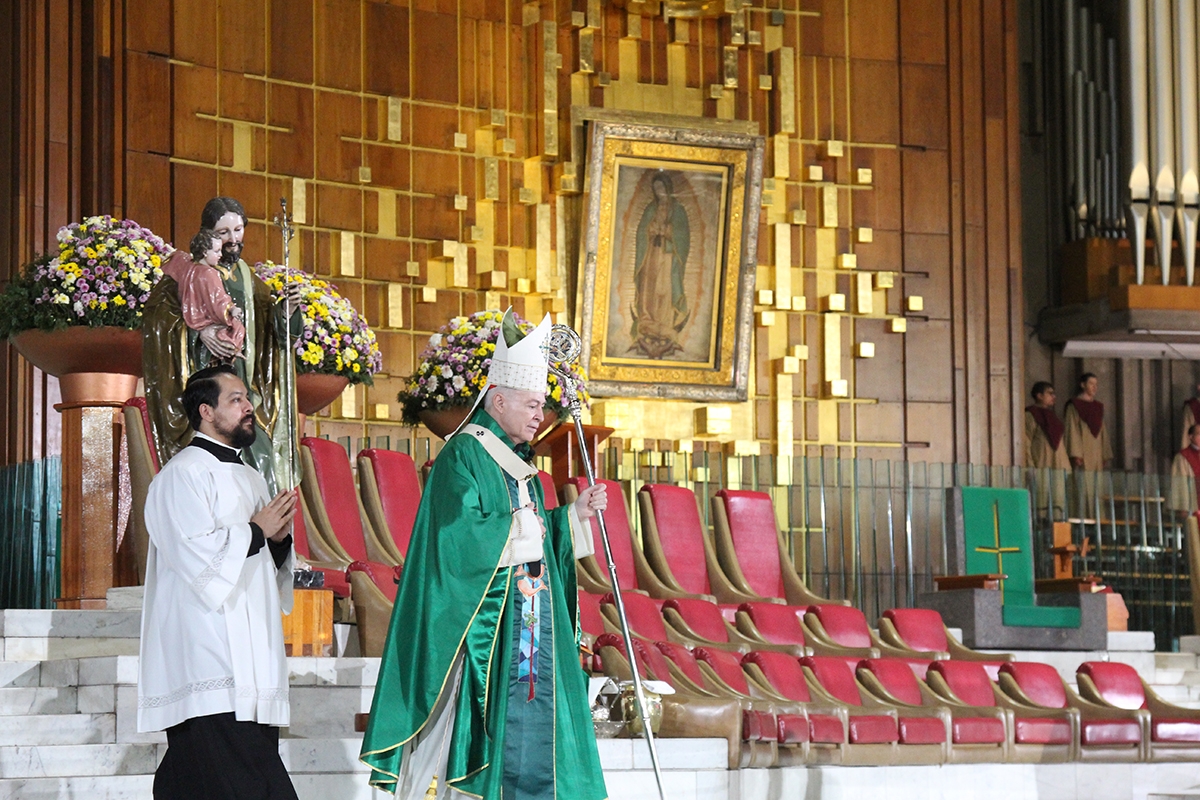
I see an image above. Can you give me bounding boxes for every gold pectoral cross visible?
[975,500,1020,601]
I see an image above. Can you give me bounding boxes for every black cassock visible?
[154,712,298,800]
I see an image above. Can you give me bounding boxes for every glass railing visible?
[0,457,62,609]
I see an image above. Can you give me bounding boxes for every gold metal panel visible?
[823,293,845,312]
[292,178,307,225]
[758,310,776,327]
[818,399,838,441]
[339,232,356,277]
[776,47,795,133]
[874,271,894,289]
[756,289,774,305]
[233,122,252,172]
[579,30,595,73]
[357,166,372,184]
[723,47,739,88]
[522,2,540,25]
[856,272,873,314]
[857,167,873,184]
[774,223,792,309]
[406,261,420,277]
[792,294,806,311]
[807,165,823,181]
[774,135,789,179]
[516,277,532,293]
[730,9,746,44]
[518,187,536,204]
[536,204,553,293]
[780,356,800,374]
[490,109,507,127]
[825,140,844,158]
[823,313,841,381]
[815,228,836,270]
[454,132,468,149]
[890,317,907,333]
[571,10,586,27]
[434,240,458,259]
[373,404,390,420]
[484,158,500,201]
[907,295,924,312]
[857,227,874,243]
[453,194,468,211]
[626,13,642,39]
[340,384,358,419]
[587,0,601,27]
[821,186,838,227]
[499,138,517,155]
[673,19,689,43]
[709,84,725,100]
[790,208,806,225]
[544,110,558,157]
[452,247,468,288]
[387,97,402,142]
[468,225,485,242]
[792,344,809,360]
[377,190,396,238]
[827,379,848,397]
[420,287,438,303]
[858,342,875,358]
[485,290,502,309]
[425,261,446,288]
[387,284,403,328]
[748,30,761,46]
[775,375,793,484]
[480,270,506,289]
[838,253,857,270]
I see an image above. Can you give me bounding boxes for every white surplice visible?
[137,433,294,733]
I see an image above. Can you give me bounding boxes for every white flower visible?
[73,301,84,315]
[452,375,465,390]
[52,293,69,304]
[429,333,443,347]
[441,365,453,378]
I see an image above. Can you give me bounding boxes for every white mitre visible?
[448,308,552,438]
[487,310,552,391]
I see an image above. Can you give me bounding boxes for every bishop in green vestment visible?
[361,312,609,800]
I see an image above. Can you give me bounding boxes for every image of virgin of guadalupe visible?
[630,171,691,359]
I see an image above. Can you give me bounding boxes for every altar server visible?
[138,364,299,800]
[360,310,608,800]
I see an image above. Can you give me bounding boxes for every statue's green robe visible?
[142,258,296,495]
[360,407,606,800]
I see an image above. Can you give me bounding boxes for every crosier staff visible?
[547,324,666,800]
[272,198,298,491]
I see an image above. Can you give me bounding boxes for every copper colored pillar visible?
[56,373,138,609]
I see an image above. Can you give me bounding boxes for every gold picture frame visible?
[578,117,764,401]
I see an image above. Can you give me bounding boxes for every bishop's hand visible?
[573,483,607,521]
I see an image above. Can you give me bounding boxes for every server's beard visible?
[218,413,257,449]
[219,240,244,266]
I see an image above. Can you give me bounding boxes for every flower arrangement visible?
[0,215,170,337]
[398,309,589,425]
[252,261,382,385]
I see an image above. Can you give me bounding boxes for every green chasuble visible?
[360,406,607,800]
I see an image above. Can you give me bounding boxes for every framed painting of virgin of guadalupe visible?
[577,117,763,401]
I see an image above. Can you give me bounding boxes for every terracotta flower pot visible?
[296,372,350,415]
[418,404,560,441]
[10,326,142,405]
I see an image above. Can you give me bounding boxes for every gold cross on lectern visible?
[974,501,1020,600]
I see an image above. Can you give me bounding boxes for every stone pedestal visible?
[917,588,1109,650]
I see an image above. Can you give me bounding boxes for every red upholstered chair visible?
[591,632,748,770]
[997,661,1142,762]
[291,496,350,600]
[637,483,759,606]
[652,641,779,767]
[733,602,808,656]
[912,661,1011,762]
[803,605,929,670]
[878,608,1012,678]
[740,651,848,765]
[563,477,685,599]
[599,591,671,642]
[577,590,610,669]
[122,398,160,584]
[689,647,811,766]
[1077,661,1200,761]
[536,470,558,508]
[711,489,844,606]
[300,438,400,656]
[661,597,780,653]
[300,437,397,567]
[357,449,421,564]
[796,656,904,765]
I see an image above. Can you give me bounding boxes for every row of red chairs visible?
[592,632,1200,766]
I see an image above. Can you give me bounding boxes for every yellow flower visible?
[112,296,127,306]
[352,363,361,373]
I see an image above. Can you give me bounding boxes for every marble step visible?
[0,659,78,688]
[1,637,140,662]
[0,714,115,747]
[0,687,78,715]
[0,775,154,799]
[0,743,160,778]
[0,610,141,638]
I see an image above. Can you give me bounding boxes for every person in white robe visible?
[138,363,300,800]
